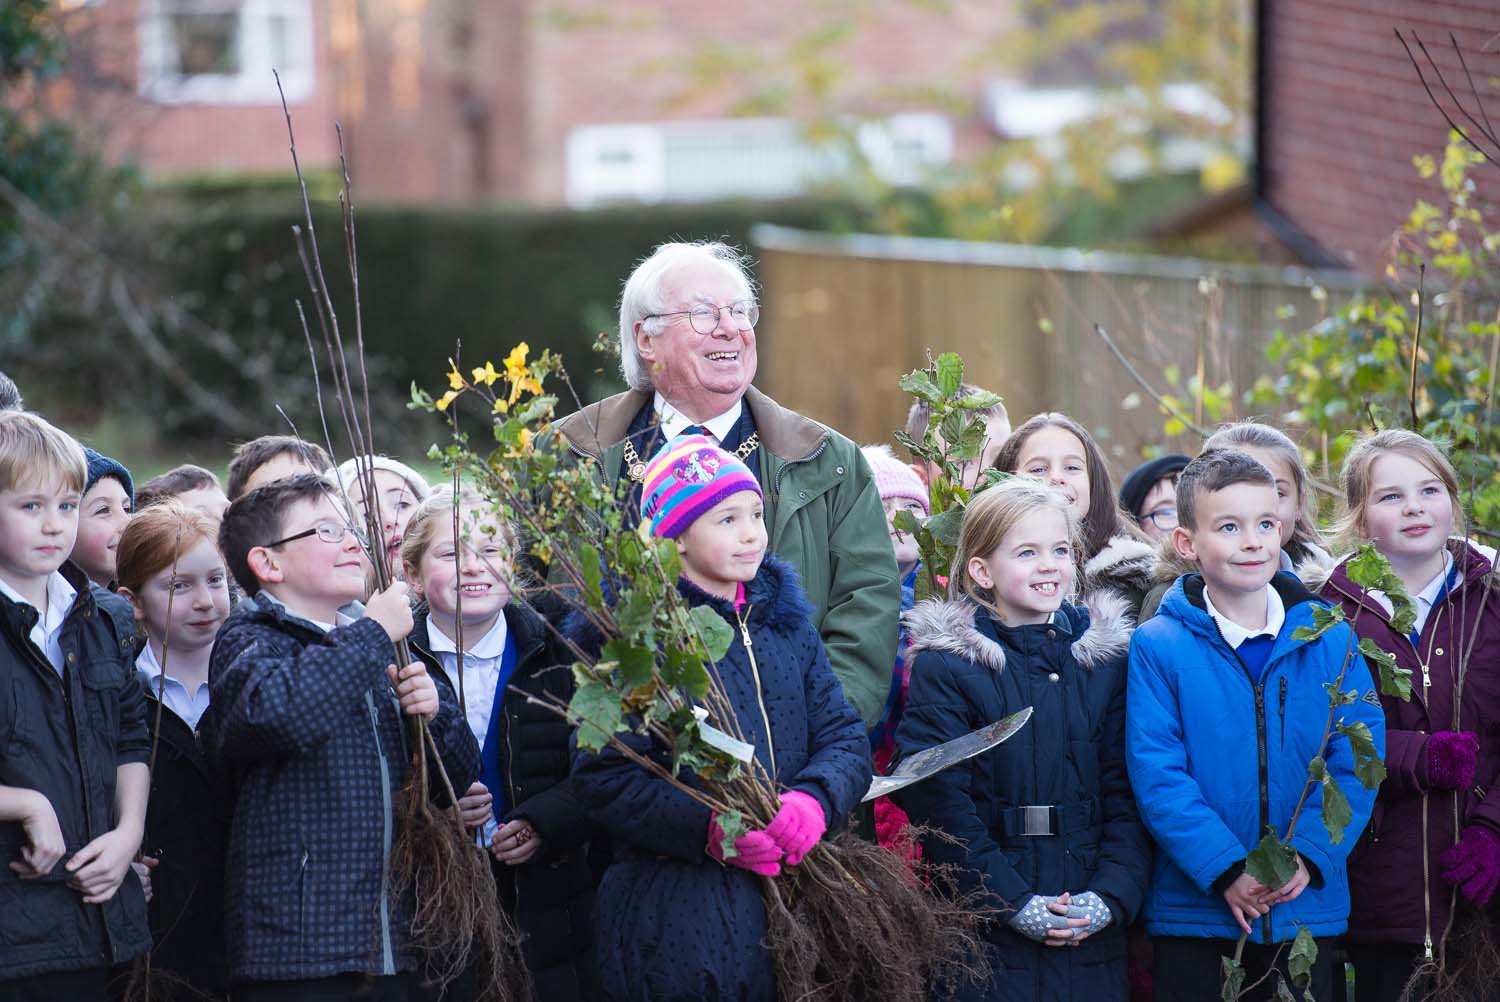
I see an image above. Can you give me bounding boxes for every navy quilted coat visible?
[206,593,481,981]
[893,595,1150,1002]
[571,555,871,1002]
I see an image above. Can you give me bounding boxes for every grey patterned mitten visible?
[1007,894,1072,942]
[1064,890,1113,936]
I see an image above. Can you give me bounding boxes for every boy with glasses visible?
[210,473,479,1001]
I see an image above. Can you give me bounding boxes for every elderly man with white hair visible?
[555,240,898,724]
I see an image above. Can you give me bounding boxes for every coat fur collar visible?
[902,590,1134,674]
[1081,534,1156,594]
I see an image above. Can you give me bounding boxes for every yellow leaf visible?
[471,361,501,387]
[436,389,460,412]
[503,342,531,381]
[447,366,465,390]
[492,397,509,414]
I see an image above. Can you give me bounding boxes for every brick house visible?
[1151,0,1500,277]
[43,0,1013,207]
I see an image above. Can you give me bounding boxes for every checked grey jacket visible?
[206,593,480,981]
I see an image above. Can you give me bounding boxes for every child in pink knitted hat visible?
[572,433,870,1002]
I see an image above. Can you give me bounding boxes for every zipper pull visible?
[1422,663,1432,692]
[1424,934,1434,960]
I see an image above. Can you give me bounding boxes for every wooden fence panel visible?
[751,225,1364,474]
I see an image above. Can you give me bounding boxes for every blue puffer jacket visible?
[571,555,871,1002]
[1126,572,1385,944]
[206,593,481,981]
[893,594,1150,1002]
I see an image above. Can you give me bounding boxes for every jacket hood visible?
[1082,533,1156,594]
[1320,537,1498,619]
[901,589,1133,674]
[554,386,829,465]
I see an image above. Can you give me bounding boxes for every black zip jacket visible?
[0,563,151,980]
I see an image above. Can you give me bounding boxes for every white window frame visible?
[138,0,315,105]
[566,125,666,208]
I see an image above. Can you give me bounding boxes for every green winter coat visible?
[555,386,899,724]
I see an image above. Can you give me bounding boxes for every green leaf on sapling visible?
[925,508,965,547]
[1358,637,1413,701]
[936,352,964,397]
[687,605,735,662]
[602,638,655,688]
[899,370,944,405]
[1319,768,1354,845]
[1245,830,1300,889]
[579,542,603,604]
[1288,926,1319,989]
[956,389,1003,411]
[616,588,657,640]
[1323,682,1359,707]
[1337,720,1387,790]
[939,410,980,460]
[715,808,746,860]
[1345,543,1417,636]
[891,509,924,538]
[1292,604,1344,643]
[660,645,711,699]
[1220,955,1246,1002]
[568,681,624,751]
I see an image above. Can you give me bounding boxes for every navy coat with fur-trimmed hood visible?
[570,554,871,1002]
[893,593,1150,1002]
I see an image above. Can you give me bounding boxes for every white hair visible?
[617,241,757,392]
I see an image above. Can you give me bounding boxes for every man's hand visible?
[66,826,143,904]
[491,819,542,867]
[459,782,494,830]
[1223,872,1271,936]
[10,791,65,879]
[365,582,413,642]
[388,662,439,721]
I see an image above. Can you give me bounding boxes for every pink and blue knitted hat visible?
[641,434,762,539]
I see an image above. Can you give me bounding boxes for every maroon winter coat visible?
[1319,540,1500,951]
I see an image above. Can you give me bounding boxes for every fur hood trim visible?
[1083,534,1157,588]
[902,591,1133,674]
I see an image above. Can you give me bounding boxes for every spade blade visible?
[862,706,1034,803]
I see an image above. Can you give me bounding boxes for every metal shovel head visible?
[862,705,1034,802]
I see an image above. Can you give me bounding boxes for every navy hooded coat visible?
[570,555,871,1002]
[893,594,1150,1002]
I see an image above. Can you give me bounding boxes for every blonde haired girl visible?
[1319,429,1500,1002]
[894,478,1149,1002]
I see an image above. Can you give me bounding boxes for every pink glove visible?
[763,790,827,866]
[1426,731,1479,791]
[1442,826,1500,906]
[707,815,782,876]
